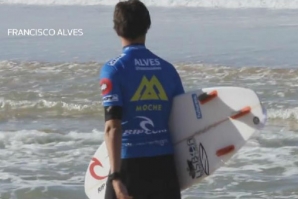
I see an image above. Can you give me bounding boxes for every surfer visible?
[99,0,185,198]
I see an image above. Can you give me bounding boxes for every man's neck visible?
[121,36,146,48]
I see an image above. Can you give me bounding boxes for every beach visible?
[0,1,298,199]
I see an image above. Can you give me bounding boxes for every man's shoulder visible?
[147,50,175,67]
[101,53,128,75]
[105,53,127,67]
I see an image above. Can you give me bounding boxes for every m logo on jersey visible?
[131,75,168,101]
[131,75,168,112]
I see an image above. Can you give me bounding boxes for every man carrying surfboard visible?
[99,0,185,198]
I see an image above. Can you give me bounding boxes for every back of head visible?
[113,0,151,40]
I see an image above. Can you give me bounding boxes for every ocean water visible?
[0,1,298,199]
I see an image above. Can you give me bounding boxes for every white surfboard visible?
[84,87,267,199]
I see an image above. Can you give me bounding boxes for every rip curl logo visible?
[97,183,106,193]
[89,157,107,180]
[122,116,167,136]
[136,116,154,131]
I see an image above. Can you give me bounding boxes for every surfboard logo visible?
[131,75,168,101]
[187,160,196,179]
[89,157,108,180]
[186,138,209,179]
[192,94,202,119]
[97,183,106,193]
[198,143,210,176]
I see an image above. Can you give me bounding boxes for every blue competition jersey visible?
[99,44,184,159]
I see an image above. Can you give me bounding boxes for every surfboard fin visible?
[198,90,218,104]
[231,106,251,119]
[216,145,235,157]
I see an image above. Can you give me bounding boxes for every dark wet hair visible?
[113,0,151,40]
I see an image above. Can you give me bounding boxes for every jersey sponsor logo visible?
[135,139,168,146]
[122,116,167,136]
[102,94,119,103]
[135,66,161,71]
[131,75,168,111]
[100,78,112,95]
[135,104,162,111]
[138,116,154,131]
[134,58,161,66]
[192,94,202,119]
[123,139,168,147]
[108,54,125,66]
[131,75,168,101]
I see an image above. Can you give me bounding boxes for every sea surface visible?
[0,1,298,199]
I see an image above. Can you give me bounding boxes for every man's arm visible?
[104,106,123,173]
[99,64,132,198]
[99,63,123,174]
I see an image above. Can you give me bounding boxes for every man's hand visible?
[112,180,133,199]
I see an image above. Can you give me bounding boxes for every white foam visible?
[1,0,298,9]
[0,98,102,114]
[0,129,104,150]
[267,107,298,121]
[0,130,104,192]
